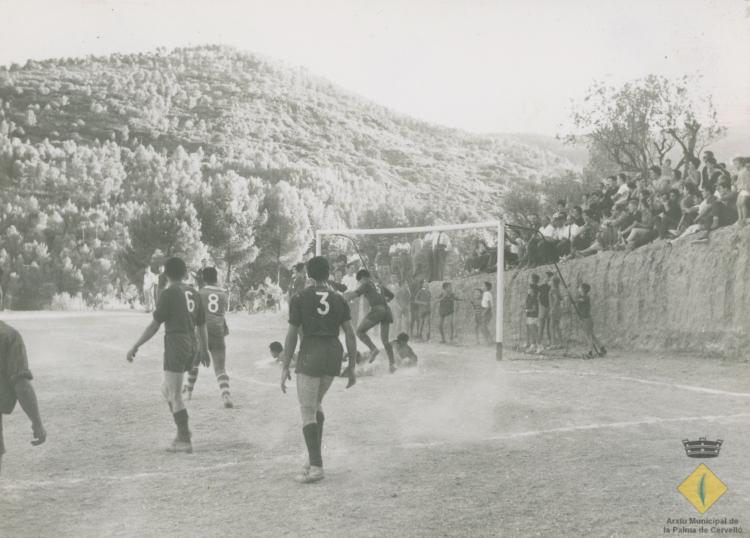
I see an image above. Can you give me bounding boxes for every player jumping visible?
[280,256,357,484]
[127,257,210,454]
[342,269,397,373]
[184,267,233,408]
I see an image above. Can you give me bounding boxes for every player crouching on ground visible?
[342,270,397,373]
[184,267,233,408]
[392,332,418,367]
[127,257,210,454]
[270,341,297,370]
[0,321,46,476]
[280,256,357,484]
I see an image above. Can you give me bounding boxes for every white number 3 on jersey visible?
[316,292,330,315]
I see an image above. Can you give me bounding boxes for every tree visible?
[195,171,265,287]
[254,181,311,283]
[566,75,725,174]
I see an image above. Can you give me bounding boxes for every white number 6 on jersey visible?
[316,291,330,315]
[185,291,196,313]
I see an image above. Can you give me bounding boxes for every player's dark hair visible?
[306,256,330,282]
[164,257,187,281]
[581,282,591,294]
[203,266,218,285]
[294,262,305,272]
[269,342,283,353]
[484,281,492,291]
[397,332,409,344]
[531,273,540,283]
[356,269,370,281]
[442,281,451,289]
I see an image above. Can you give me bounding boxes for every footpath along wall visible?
[427,227,750,356]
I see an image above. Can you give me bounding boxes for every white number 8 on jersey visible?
[316,292,330,315]
[207,293,220,314]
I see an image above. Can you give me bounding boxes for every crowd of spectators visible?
[505,151,750,267]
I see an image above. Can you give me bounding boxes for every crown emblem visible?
[682,437,723,458]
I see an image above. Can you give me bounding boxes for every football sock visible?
[316,411,325,446]
[302,423,322,468]
[173,409,191,442]
[384,341,395,366]
[216,372,230,396]
[186,367,199,392]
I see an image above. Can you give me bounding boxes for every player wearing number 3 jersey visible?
[126,257,210,454]
[281,256,357,484]
[184,267,234,408]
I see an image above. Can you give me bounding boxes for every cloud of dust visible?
[395,361,515,446]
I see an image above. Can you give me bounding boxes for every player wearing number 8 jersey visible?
[126,257,210,454]
[281,256,357,484]
[184,267,233,408]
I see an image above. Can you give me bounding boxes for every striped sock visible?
[217,372,230,396]
[186,367,199,392]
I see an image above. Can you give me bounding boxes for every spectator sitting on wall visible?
[625,203,658,250]
[735,157,750,226]
[652,165,671,196]
[613,173,631,210]
[673,185,716,242]
[656,189,682,239]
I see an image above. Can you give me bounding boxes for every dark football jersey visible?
[289,284,351,337]
[154,283,206,334]
[0,321,32,414]
[355,280,394,308]
[199,285,228,336]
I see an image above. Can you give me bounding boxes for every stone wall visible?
[421,227,750,356]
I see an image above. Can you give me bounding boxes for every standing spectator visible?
[537,272,552,347]
[421,232,435,282]
[437,282,458,344]
[685,157,701,186]
[156,264,168,302]
[388,275,404,333]
[480,282,494,346]
[396,249,413,284]
[548,276,563,348]
[524,275,540,353]
[289,263,307,302]
[329,268,347,293]
[394,277,411,334]
[470,288,486,344]
[432,231,451,282]
[0,321,47,475]
[374,246,390,282]
[735,157,750,226]
[143,266,157,313]
[194,258,209,289]
[699,153,721,194]
[575,283,606,358]
[414,280,432,341]
[0,267,4,312]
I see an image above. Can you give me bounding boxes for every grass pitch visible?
[0,311,748,537]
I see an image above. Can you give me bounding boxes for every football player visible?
[184,267,233,408]
[343,269,397,373]
[280,256,357,484]
[127,257,210,454]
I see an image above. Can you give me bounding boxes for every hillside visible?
[0,45,575,309]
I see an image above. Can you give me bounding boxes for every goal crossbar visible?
[315,221,505,360]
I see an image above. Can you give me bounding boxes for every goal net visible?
[315,221,505,360]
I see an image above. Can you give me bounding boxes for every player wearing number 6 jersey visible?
[126,257,210,454]
[184,267,233,408]
[281,256,357,484]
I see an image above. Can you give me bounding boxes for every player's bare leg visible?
[163,372,192,453]
[211,348,233,408]
[380,322,396,373]
[356,318,380,363]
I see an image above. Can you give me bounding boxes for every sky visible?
[0,0,748,135]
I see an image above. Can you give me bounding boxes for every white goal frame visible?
[315,220,505,360]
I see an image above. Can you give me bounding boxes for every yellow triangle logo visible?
[677,464,728,514]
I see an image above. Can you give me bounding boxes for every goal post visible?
[315,220,505,360]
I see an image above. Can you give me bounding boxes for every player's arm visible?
[280,323,299,393]
[127,320,161,362]
[6,334,45,445]
[382,286,395,302]
[15,378,45,445]
[342,320,357,389]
